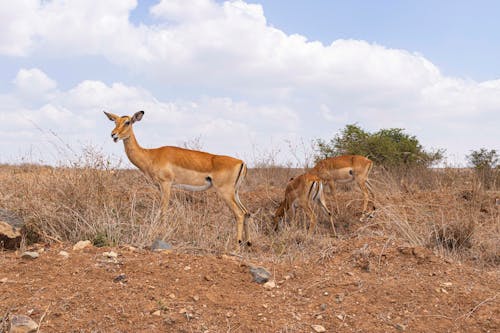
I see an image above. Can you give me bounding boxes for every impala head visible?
[103,110,144,142]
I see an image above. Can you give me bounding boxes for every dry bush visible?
[370,167,499,266]
[0,150,498,267]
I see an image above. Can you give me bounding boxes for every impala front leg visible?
[159,181,172,221]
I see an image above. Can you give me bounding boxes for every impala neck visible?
[122,131,148,171]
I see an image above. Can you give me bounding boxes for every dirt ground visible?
[1,237,498,333]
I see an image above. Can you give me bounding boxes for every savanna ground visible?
[0,153,499,332]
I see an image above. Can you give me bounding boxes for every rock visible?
[113,273,127,283]
[150,239,172,251]
[73,240,92,251]
[9,314,38,333]
[191,295,200,302]
[335,293,345,303]
[311,324,326,332]
[394,323,406,331]
[58,251,69,259]
[249,266,271,284]
[20,251,39,259]
[0,209,23,250]
[102,251,118,258]
[263,280,276,290]
[320,303,327,311]
[412,246,430,260]
[152,310,161,316]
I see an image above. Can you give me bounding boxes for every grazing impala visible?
[273,173,334,235]
[311,155,374,216]
[104,111,251,247]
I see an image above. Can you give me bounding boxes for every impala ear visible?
[104,111,118,121]
[132,110,144,123]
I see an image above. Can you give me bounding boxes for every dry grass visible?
[0,151,498,267]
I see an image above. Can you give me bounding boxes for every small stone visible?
[58,251,69,259]
[169,293,176,299]
[102,251,118,258]
[249,266,271,284]
[9,314,38,333]
[73,240,92,251]
[316,314,323,319]
[441,282,452,287]
[394,323,406,331]
[21,251,39,259]
[184,266,191,271]
[320,304,327,311]
[125,245,138,252]
[335,293,345,303]
[226,311,233,318]
[263,280,276,290]
[311,324,326,332]
[323,291,329,296]
[192,295,199,301]
[113,273,127,283]
[152,310,161,316]
[336,314,344,320]
[150,239,172,251]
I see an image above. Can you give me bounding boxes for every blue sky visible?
[247,0,500,81]
[0,0,499,166]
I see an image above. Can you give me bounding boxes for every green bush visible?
[466,148,499,189]
[315,124,444,168]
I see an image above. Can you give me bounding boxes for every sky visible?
[0,0,499,166]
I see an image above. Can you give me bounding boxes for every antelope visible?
[104,111,251,247]
[273,173,334,235]
[310,155,374,217]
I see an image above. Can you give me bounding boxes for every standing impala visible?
[273,173,334,235]
[104,111,251,247]
[311,155,374,216]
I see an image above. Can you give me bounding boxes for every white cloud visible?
[0,1,498,164]
[0,68,299,164]
[13,68,57,102]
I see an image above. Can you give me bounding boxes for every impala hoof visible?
[238,240,252,247]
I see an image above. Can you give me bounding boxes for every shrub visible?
[315,124,444,168]
[466,148,499,189]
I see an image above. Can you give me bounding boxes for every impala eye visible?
[125,120,130,125]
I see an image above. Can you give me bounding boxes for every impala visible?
[311,155,374,216]
[104,111,251,247]
[273,173,334,235]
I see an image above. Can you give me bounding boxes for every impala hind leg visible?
[219,188,250,248]
[357,178,375,220]
[304,203,317,236]
[327,180,340,214]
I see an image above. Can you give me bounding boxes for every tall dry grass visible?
[0,149,498,267]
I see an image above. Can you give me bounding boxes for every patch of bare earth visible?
[1,237,498,332]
